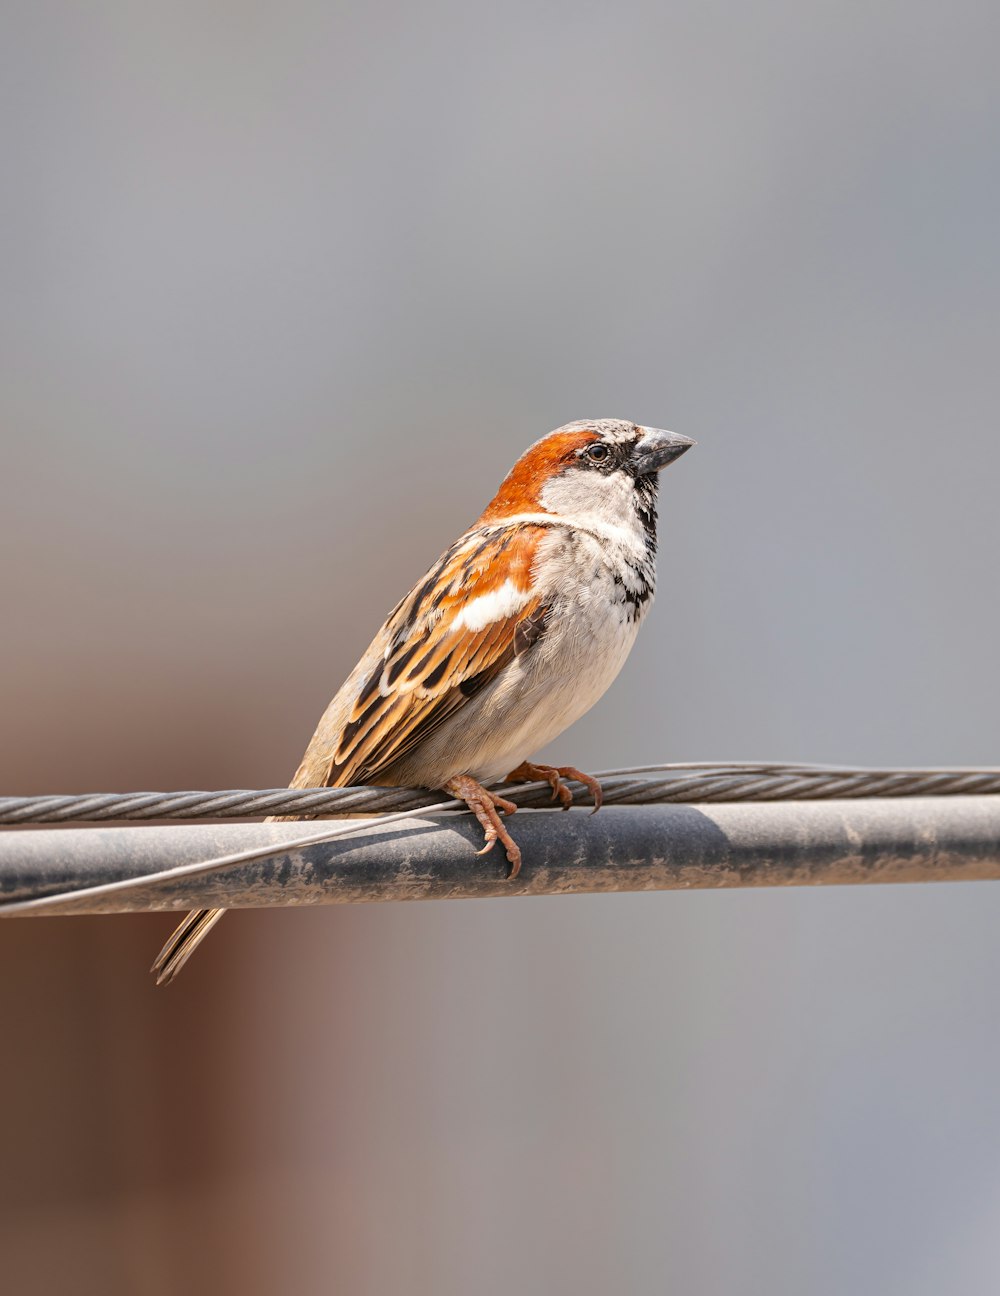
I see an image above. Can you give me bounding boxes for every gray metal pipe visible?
[2,796,999,916]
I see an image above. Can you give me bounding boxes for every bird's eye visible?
[585,443,610,463]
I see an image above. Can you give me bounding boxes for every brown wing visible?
[296,523,552,788]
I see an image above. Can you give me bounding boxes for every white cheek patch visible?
[539,465,632,519]
[539,466,643,542]
[451,579,530,632]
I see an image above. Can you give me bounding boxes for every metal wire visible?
[5,795,1000,917]
[2,762,1000,825]
[0,801,466,916]
[3,761,999,918]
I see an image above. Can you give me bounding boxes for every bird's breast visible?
[385,527,656,787]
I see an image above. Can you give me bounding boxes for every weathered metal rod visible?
[2,796,999,916]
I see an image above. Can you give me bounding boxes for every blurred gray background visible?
[2,2,1000,1293]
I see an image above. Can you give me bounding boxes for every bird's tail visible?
[150,808,290,984]
[150,791,326,984]
[150,906,227,986]
[150,809,291,984]
[150,724,346,983]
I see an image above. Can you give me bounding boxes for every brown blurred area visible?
[4,2,1000,1294]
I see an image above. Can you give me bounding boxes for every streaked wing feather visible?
[327,524,550,785]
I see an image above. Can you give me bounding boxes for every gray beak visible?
[633,427,696,475]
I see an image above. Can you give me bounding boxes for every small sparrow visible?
[152,419,694,982]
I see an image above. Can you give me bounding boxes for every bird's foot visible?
[444,775,522,878]
[505,761,604,814]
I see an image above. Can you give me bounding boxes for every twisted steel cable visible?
[2,762,1000,825]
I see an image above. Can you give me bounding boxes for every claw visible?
[505,761,603,814]
[445,775,523,878]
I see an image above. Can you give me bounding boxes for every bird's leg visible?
[444,775,522,878]
[505,761,604,814]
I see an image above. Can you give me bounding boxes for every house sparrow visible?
[152,419,694,983]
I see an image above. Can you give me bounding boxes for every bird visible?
[151,419,694,983]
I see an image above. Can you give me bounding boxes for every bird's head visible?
[480,419,695,532]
